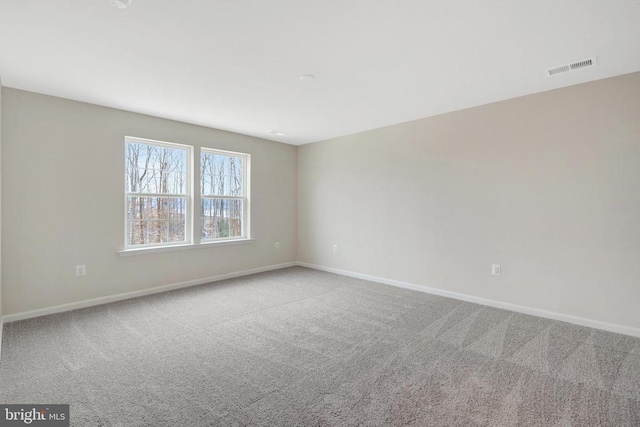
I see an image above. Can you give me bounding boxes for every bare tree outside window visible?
[201,150,247,240]
[124,138,248,249]
[125,138,189,247]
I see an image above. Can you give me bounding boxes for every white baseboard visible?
[2,262,296,323]
[296,261,640,338]
[5,260,639,339]
[0,316,3,361]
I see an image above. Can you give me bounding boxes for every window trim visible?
[124,136,194,250]
[117,238,256,257]
[199,147,251,243]
[121,137,252,254]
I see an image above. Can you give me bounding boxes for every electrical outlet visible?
[491,264,501,276]
[332,244,338,253]
[275,241,280,250]
[76,265,87,276]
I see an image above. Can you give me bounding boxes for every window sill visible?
[117,238,255,257]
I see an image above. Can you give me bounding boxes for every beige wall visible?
[298,72,640,329]
[1,88,297,315]
[0,79,3,325]
[3,72,640,330]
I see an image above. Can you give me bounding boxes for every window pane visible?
[168,220,186,242]
[230,157,243,196]
[127,219,186,245]
[201,151,244,196]
[201,198,243,240]
[126,141,187,195]
[148,220,168,244]
[128,220,146,245]
[213,174,226,196]
[127,196,187,221]
[126,196,187,245]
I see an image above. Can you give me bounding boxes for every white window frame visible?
[124,136,193,249]
[199,148,251,243]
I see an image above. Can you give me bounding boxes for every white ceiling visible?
[1,0,640,145]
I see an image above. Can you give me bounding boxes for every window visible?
[200,149,249,241]
[123,137,250,251]
[125,137,191,248]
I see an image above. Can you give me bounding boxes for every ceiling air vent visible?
[547,57,597,77]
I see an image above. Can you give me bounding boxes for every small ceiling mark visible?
[267,130,288,137]
[108,0,132,9]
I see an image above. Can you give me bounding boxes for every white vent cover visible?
[547,57,597,77]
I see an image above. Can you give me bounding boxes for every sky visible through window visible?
[125,141,188,246]
[125,139,247,247]
[200,151,245,240]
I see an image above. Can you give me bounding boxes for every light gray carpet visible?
[1,267,639,426]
